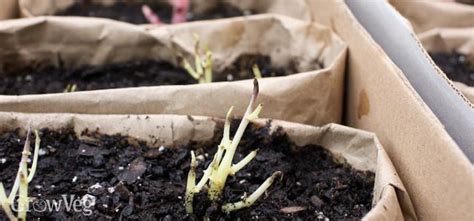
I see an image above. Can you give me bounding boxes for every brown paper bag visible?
[389,0,474,34]
[0,111,415,220]
[307,0,473,220]
[19,0,310,21]
[0,0,19,20]
[418,28,474,103]
[0,15,347,126]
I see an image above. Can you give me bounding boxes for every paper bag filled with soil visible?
[0,15,347,126]
[0,111,415,220]
[418,28,474,103]
[18,0,310,24]
[389,0,474,33]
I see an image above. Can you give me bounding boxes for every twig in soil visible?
[0,128,41,221]
[185,79,282,214]
[182,34,213,83]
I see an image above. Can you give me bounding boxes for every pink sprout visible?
[142,0,189,25]
[142,4,162,24]
[171,0,189,24]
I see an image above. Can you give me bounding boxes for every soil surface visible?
[0,120,374,220]
[430,51,474,86]
[55,1,252,24]
[0,55,300,95]
[456,0,474,5]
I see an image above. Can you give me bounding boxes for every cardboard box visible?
[307,0,473,220]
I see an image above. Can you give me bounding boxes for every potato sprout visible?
[0,128,41,221]
[185,79,282,214]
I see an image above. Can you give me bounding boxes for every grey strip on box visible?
[346,0,474,161]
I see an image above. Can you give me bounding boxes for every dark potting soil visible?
[456,0,474,5]
[0,55,300,95]
[0,120,374,220]
[186,1,253,21]
[55,1,252,24]
[430,51,474,87]
[55,1,173,24]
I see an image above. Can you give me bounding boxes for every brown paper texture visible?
[0,0,19,20]
[19,0,310,21]
[0,111,414,220]
[0,15,347,126]
[418,28,474,103]
[390,0,474,34]
[307,0,473,220]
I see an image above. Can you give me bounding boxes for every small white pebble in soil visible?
[227,74,234,81]
[107,187,115,193]
[81,194,96,207]
[246,172,252,177]
[196,155,205,161]
[296,181,302,186]
[0,158,6,164]
[81,149,86,153]
[34,185,42,189]
[51,185,56,188]
[137,176,141,180]
[118,166,124,170]
[316,211,329,220]
[89,183,102,191]
[177,196,182,200]
[103,204,108,208]
[47,145,56,152]
[204,153,209,158]
[17,139,21,143]
[38,148,47,156]
[115,208,120,212]
[239,179,247,184]
[159,146,166,152]
[72,176,78,183]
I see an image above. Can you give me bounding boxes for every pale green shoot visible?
[252,64,263,79]
[184,79,282,214]
[182,34,213,83]
[0,128,41,221]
